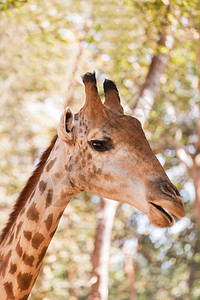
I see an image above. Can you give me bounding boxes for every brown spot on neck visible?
[49,227,58,239]
[22,253,34,267]
[56,212,63,223]
[32,232,44,249]
[9,262,17,274]
[16,241,23,257]
[39,180,47,194]
[46,189,53,208]
[24,231,32,241]
[44,214,53,231]
[46,157,57,172]
[0,250,12,277]
[26,203,39,222]
[16,221,23,238]
[4,282,14,299]
[17,272,33,292]
[36,246,48,268]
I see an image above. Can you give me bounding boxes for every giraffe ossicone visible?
[0,72,185,299]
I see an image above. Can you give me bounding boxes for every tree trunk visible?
[123,250,137,300]
[192,124,200,224]
[68,267,78,298]
[192,35,200,224]
[89,199,118,300]
[176,36,200,225]
[133,4,175,124]
[90,4,176,300]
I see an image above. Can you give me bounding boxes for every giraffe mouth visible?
[147,194,185,228]
[146,181,185,227]
[148,202,174,227]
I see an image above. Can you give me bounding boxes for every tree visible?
[90,4,176,299]
[1,0,200,298]
[175,35,200,224]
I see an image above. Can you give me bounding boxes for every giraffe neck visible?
[0,138,80,300]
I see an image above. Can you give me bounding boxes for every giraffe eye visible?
[89,139,112,152]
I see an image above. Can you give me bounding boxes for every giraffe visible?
[0,72,185,299]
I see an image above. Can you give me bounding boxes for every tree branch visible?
[133,5,176,126]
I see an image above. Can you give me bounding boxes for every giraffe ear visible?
[103,79,124,115]
[58,107,75,141]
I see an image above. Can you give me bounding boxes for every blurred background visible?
[0,0,200,299]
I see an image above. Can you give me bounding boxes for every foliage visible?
[0,0,200,299]
[0,0,28,12]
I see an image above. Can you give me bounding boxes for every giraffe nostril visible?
[173,185,181,197]
[162,181,180,198]
[173,186,180,197]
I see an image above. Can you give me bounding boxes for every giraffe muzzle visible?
[147,180,185,228]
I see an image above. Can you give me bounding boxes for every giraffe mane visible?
[0,134,58,244]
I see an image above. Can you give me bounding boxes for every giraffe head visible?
[58,72,185,228]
